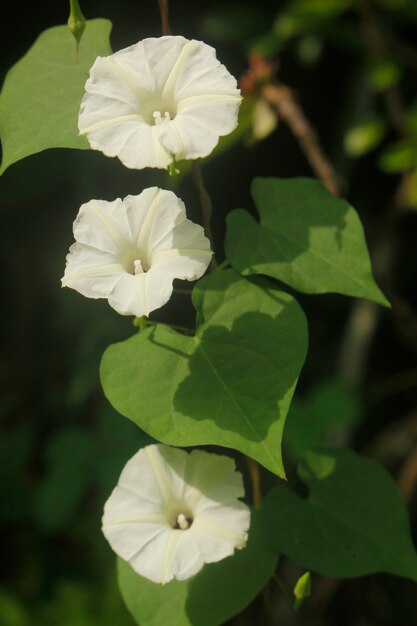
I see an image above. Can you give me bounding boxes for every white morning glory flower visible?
[61,187,212,317]
[78,36,242,170]
[102,444,251,584]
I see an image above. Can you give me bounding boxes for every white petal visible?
[177,97,241,137]
[158,531,205,583]
[101,445,251,584]
[107,268,174,317]
[181,449,245,508]
[151,219,213,280]
[62,188,211,316]
[172,40,240,100]
[61,243,125,298]
[173,115,221,159]
[78,36,241,169]
[115,37,189,96]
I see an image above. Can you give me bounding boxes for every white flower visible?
[61,187,212,316]
[78,36,242,170]
[102,444,251,584]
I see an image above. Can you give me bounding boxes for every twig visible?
[245,457,262,509]
[261,83,341,196]
[338,300,380,388]
[157,0,171,35]
[397,440,417,503]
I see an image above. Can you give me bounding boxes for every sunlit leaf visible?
[0,19,112,174]
[226,177,388,305]
[101,270,308,476]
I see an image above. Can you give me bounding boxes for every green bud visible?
[168,160,180,176]
[68,0,86,45]
[293,571,311,610]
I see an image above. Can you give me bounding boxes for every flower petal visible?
[101,444,250,584]
[61,243,125,298]
[107,268,174,317]
[78,36,241,169]
[62,188,211,316]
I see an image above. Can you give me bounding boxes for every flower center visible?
[173,513,193,530]
[153,110,172,125]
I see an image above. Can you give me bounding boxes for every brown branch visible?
[157,0,171,35]
[245,457,262,509]
[397,441,417,504]
[261,83,341,196]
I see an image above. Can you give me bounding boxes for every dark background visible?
[1,1,417,624]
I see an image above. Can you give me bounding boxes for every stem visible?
[215,259,230,271]
[173,287,192,295]
[147,320,194,334]
[245,457,262,509]
[192,161,218,268]
[157,0,171,35]
[272,573,293,604]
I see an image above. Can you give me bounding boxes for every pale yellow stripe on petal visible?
[177,93,241,111]
[145,446,175,509]
[151,248,213,263]
[87,203,132,252]
[193,518,246,547]
[102,513,167,527]
[106,58,150,104]
[80,114,144,135]
[161,531,182,584]
[161,40,194,100]
[62,263,122,286]
[135,188,161,251]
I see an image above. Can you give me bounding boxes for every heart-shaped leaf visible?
[262,448,417,581]
[225,177,388,306]
[100,270,308,476]
[117,509,277,626]
[0,19,112,174]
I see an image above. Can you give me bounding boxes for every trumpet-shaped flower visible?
[102,444,251,584]
[61,187,212,317]
[78,36,242,170]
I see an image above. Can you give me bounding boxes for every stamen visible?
[133,259,144,275]
[175,513,192,530]
[153,110,172,125]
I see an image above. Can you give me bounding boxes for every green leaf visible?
[262,448,417,581]
[100,270,308,476]
[284,378,361,460]
[225,177,388,306]
[344,118,386,157]
[117,510,277,626]
[0,19,112,174]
